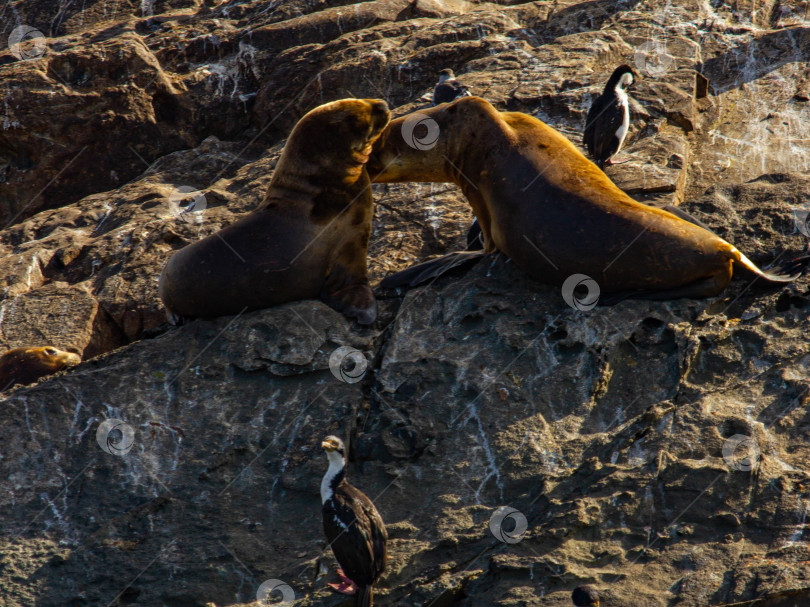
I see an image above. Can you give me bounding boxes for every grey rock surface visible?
[1,1,810,606]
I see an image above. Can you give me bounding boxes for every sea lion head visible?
[368,96,496,183]
[0,346,82,390]
[279,98,390,182]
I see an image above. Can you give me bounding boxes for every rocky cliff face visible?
[2,1,810,606]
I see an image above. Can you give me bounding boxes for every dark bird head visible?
[572,585,600,607]
[438,68,456,82]
[604,64,636,93]
[322,435,346,459]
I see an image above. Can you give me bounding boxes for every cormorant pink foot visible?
[327,569,358,595]
[606,155,632,165]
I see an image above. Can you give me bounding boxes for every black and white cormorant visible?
[432,69,472,105]
[321,435,387,607]
[572,585,601,607]
[583,64,637,169]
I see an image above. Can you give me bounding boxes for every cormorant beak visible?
[322,439,338,452]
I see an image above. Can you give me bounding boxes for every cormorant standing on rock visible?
[321,435,387,607]
[584,64,637,169]
[432,68,472,105]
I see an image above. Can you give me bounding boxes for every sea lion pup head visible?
[273,98,390,187]
[0,346,82,390]
[368,96,496,183]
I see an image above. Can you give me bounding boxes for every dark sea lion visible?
[159,98,390,325]
[367,96,808,300]
[0,346,81,391]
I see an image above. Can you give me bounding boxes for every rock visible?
[1,1,810,606]
[0,34,198,225]
[0,282,118,358]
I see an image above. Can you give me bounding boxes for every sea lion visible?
[159,98,391,325]
[0,346,81,390]
[367,96,808,300]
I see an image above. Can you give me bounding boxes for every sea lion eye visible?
[44,347,57,356]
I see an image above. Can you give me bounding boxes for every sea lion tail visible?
[732,246,810,283]
[380,251,486,289]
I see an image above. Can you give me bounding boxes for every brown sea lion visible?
[0,346,81,391]
[368,96,808,300]
[159,98,391,325]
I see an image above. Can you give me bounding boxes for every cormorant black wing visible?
[583,97,601,154]
[356,487,387,581]
[584,95,623,162]
[323,483,387,586]
[592,95,624,162]
[433,80,470,105]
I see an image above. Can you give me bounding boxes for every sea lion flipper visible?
[321,281,377,325]
[321,261,378,325]
[380,251,487,289]
[662,206,810,283]
[597,291,642,306]
[466,219,484,250]
[662,205,717,235]
[746,250,810,283]
[602,272,733,304]
[730,243,810,284]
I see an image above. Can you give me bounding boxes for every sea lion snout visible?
[51,348,82,367]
